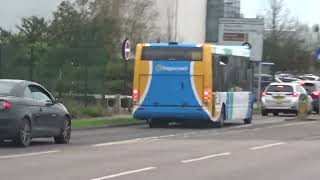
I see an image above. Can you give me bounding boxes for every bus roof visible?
[142,43,251,58]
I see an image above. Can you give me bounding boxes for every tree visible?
[263,0,312,73]
[17,16,48,80]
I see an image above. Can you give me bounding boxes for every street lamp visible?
[0,39,2,79]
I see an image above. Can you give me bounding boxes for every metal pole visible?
[257,61,262,109]
[123,61,128,94]
[175,0,178,41]
[0,42,2,79]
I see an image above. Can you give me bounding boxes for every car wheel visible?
[15,118,31,147]
[273,112,279,116]
[54,118,71,144]
[316,109,319,114]
[261,110,268,116]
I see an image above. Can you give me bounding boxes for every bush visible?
[63,98,84,119]
[80,105,105,118]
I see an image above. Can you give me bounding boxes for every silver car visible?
[261,83,312,116]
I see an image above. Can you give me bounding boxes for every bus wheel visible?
[214,107,225,128]
[148,120,155,128]
[244,117,252,124]
[148,120,167,128]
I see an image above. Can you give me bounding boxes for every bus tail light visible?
[204,89,211,103]
[133,89,139,101]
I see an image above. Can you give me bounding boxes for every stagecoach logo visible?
[156,65,188,72]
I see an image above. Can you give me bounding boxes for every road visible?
[0,115,320,180]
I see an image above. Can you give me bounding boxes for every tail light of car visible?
[262,92,267,97]
[311,91,320,98]
[292,92,299,97]
[204,88,211,103]
[0,101,11,110]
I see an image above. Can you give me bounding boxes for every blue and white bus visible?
[132,43,253,127]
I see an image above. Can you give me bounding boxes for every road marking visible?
[92,135,177,147]
[92,120,318,147]
[0,150,60,159]
[266,121,317,128]
[181,152,231,163]
[90,167,157,180]
[228,124,253,129]
[250,142,286,150]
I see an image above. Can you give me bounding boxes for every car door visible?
[29,85,56,135]
[24,86,48,135]
[37,86,62,134]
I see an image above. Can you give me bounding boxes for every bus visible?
[132,42,253,128]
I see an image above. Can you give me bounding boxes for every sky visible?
[0,0,319,31]
[241,0,320,26]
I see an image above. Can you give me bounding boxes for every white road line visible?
[92,120,318,147]
[0,150,60,159]
[266,121,317,128]
[181,152,231,163]
[250,142,286,150]
[92,135,177,147]
[89,167,157,180]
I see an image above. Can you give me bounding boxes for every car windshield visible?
[0,82,15,95]
[266,85,293,93]
[278,78,297,82]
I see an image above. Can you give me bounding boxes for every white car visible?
[261,82,312,116]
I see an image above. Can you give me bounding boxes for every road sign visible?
[316,48,320,62]
[122,39,131,61]
[218,18,264,61]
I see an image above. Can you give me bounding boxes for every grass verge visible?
[72,117,143,129]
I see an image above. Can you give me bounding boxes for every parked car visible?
[300,81,320,114]
[298,74,320,81]
[261,82,312,116]
[0,80,71,147]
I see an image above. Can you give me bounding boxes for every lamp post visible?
[0,39,2,79]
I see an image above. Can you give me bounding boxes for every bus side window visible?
[219,56,229,66]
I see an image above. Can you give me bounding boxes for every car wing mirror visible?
[53,97,63,104]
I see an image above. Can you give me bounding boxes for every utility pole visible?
[174,0,178,41]
[0,40,2,79]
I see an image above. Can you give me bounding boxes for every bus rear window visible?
[141,47,203,61]
[266,85,293,93]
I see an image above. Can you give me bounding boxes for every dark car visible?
[301,81,320,114]
[0,79,71,147]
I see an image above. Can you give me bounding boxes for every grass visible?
[72,117,144,129]
[253,107,261,114]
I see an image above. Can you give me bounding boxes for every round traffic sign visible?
[122,39,131,61]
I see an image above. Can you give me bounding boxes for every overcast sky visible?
[0,0,319,31]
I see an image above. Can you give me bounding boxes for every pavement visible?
[0,115,320,180]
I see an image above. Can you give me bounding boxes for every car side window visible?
[24,87,32,99]
[29,85,52,103]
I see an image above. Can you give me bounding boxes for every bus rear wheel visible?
[244,117,252,124]
[148,120,168,128]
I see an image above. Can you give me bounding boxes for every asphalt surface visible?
[0,115,320,180]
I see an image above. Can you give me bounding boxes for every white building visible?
[154,0,207,44]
